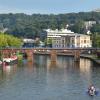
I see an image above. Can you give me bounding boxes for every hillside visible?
[0,11,100,38]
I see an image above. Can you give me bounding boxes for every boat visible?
[87,85,98,96]
[88,90,98,96]
[2,55,18,65]
[88,90,96,96]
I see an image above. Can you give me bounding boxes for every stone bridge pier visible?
[50,50,57,62]
[24,49,34,62]
[50,49,80,62]
[74,50,80,61]
[49,50,57,67]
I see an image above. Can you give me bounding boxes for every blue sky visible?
[0,0,100,14]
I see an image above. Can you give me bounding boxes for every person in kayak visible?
[88,85,96,96]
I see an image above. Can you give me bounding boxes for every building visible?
[84,21,96,29]
[66,34,92,48]
[45,28,92,48]
[22,39,35,48]
[22,38,45,47]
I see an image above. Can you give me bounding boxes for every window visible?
[62,40,64,43]
[72,39,74,43]
[81,40,83,43]
[84,40,86,43]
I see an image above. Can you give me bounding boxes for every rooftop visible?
[45,28,74,34]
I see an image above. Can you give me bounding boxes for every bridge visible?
[0,48,100,62]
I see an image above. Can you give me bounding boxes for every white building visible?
[84,21,96,29]
[66,34,92,48]
[23,39,34,43]
[45,28,92,48]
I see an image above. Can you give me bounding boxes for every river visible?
[0,55,100,100]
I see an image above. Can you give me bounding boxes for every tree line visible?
[0,12,100,38]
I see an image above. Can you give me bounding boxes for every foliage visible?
[0,12,100,38]
[91,33,100,47]
[95,34,100,47]
[90,24,100,33]
[0,12,100,48]
[0,33,22,47]
[69,20,85,34]
[47,38,52,45]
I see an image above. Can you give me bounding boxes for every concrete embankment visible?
[80,54,100,65]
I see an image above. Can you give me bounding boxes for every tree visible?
[90,24,100,33]
[95,34,100,48]
[69,20,85,34]
[0,33,22,47]
[46,38,52,47]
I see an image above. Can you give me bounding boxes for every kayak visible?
[87,90,99,96]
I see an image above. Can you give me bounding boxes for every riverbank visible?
[80,54,100,65]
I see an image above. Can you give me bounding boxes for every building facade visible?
[45,28,92,48]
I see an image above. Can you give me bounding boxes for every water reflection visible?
[0,55,100,100]
[3,65,12,74]
[79,58,92,86]
[80,58,91,73]
[0,64,17,78]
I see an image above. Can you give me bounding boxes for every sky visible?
[0,0,100,14]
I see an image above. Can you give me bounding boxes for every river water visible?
[0,55,100,100]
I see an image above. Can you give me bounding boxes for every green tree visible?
[91,24,100,33]
[0,33,22,47]
[47,38,52,47]
[95,34,100,47]
[69,20,85,34]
